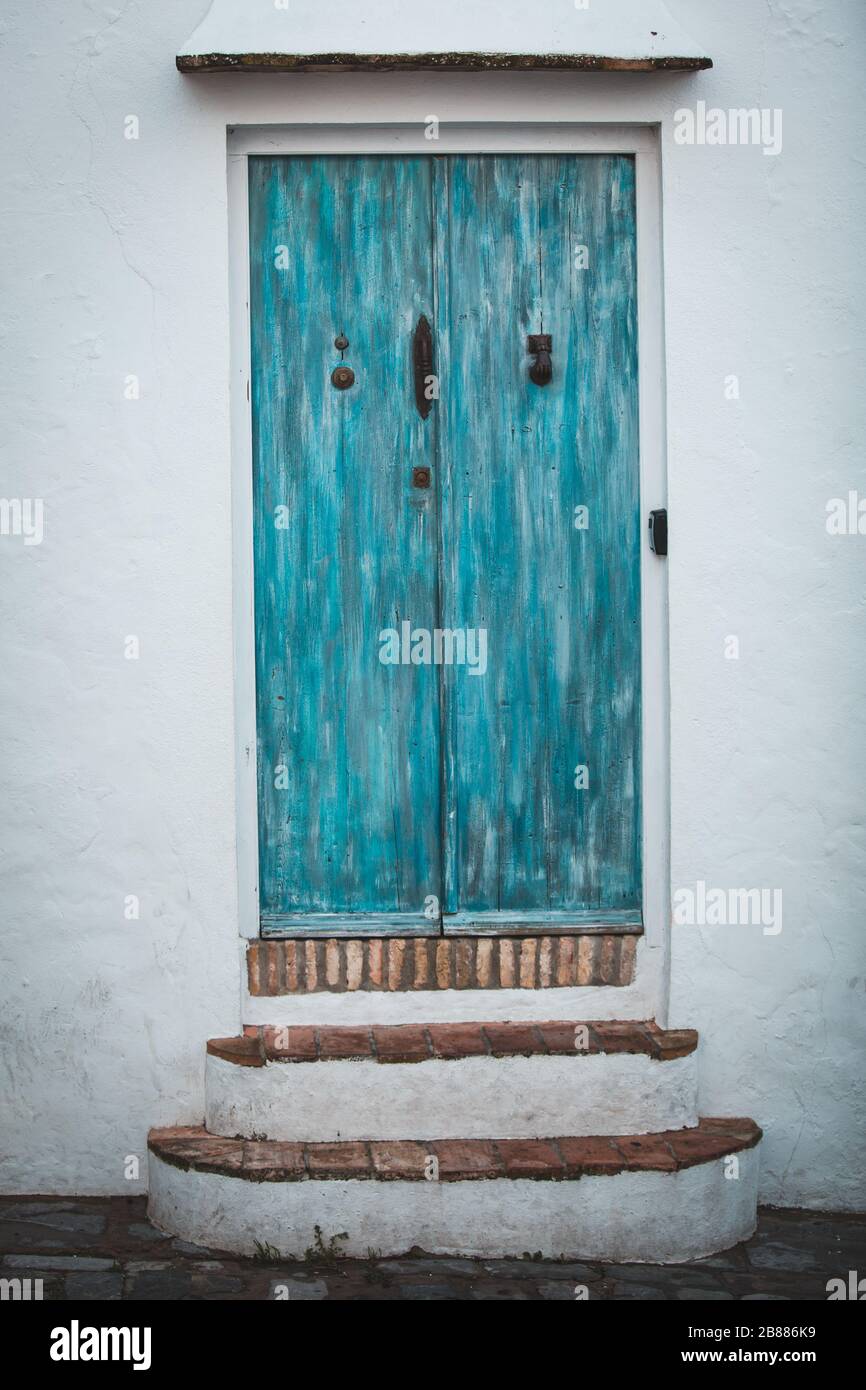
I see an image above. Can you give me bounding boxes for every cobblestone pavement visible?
[1,1198,863,1300]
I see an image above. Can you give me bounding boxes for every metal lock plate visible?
[412,466,431,489]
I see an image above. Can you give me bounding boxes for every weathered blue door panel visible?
[250,157,441,926]
[250,154,641,934]
[435,155,641,924]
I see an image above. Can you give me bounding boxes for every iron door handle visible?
[413,314,433,419]
[528,333,552,387]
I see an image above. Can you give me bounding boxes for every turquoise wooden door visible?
[250,154,641,937]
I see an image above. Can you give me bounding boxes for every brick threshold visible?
[148,1119,761,1183]
[248,933,637,996]
[212,1020,697,1066]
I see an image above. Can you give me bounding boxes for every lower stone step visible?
[147,1119,761,1263]
[205,1020,699,1141]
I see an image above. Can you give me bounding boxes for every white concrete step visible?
[204,1021,699,1142]
[147,1120,762,1263]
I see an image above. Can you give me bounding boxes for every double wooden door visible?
[249,154,641,936]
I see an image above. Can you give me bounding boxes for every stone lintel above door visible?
[177,0,711,74]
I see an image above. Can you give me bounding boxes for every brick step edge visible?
[248,934,636,995]
[148,1119,760,1183]
[209,1020,698,1067]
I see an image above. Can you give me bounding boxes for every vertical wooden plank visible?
[439,154,641,917]
[431,156,457,915]
[249,156,440,919]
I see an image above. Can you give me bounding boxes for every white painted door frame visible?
[227,123,669,985]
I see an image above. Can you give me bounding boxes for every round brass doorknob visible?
[331,365,355,390]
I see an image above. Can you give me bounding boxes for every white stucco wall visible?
[1,0,863,1209]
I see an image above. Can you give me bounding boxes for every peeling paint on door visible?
[250,155,641,936]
